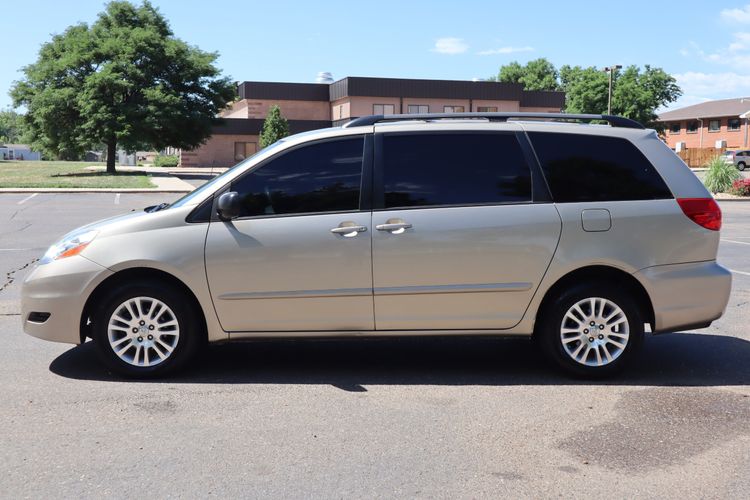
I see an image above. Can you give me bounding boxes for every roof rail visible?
[343,112,645,129]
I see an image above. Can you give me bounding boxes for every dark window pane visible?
[528,132,672,203]
[382,133,531,208]
[232,137,363,217]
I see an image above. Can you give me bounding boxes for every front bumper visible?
[634,260,732,333]
[21,256,113,344]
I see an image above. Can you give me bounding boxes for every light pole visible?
[603,65,622,115]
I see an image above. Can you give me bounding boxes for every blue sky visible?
[2,0,750,112]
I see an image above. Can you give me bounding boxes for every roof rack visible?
[343,112,645,129]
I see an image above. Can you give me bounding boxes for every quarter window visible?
[381,133,532,208]
[231,137,364,217]
[528,132,672,203]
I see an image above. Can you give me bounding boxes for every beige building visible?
[180,77,566,168]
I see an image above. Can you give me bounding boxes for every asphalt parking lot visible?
[1,192,749,498]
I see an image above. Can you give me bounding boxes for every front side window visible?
[729,118,741,131]
[373,104,395,115]
[407,105,429,114]
[231,137,364,217]
[709,119,721,132]
[687,121,699,133]
[381,133,532,208]
[528,132,672,203]
[669,123,680,134]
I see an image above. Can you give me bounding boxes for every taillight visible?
[676,198,722,231]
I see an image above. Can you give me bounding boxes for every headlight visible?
[40,230,98,264]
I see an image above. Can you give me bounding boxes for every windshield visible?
[169,141,287,208]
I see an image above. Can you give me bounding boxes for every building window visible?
[443,105,465,113]
[708,119,720,132]
[729,118,741,131]
[477,106,498,112]
[373,104,395,115]
[669,123,680,134]
[687,121,699,133]
[234,142,258,162]
[407,105,429,114]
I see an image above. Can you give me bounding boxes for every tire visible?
[738,162,746,171]
[92,280,202,378]
[536,283,644,378]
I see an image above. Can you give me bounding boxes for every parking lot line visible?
[114,193,120,205]
[729,268,750,277]
[16,193,38,205]
[722,239,750,246]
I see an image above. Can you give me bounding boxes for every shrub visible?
[153,154,179,168]
[729,178,750,197]
[703,155,741,193]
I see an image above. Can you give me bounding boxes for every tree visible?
[11,1,235,172]
[0,109,28,144]
[495,60,681,129]
[259,105,290,148]
[495,58,560,91]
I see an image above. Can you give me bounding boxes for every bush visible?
[703,155,741,193]
[729,178,750,197]
[153,154,179,168]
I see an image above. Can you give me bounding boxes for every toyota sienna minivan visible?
[22,112,732,378]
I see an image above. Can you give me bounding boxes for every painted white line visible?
[17,193,38,205]
[730,268,750,277]
[114,193,121,205]
[0,248,34,252]
[722,239,750,246]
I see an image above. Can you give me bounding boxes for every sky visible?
[1,0,749,112]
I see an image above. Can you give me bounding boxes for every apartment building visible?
[179,76,566,168]
[658,97,750,151]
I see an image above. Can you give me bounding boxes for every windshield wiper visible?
[145,202,170,213]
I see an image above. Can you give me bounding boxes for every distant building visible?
[0,144,41,161]
[658,97,750,150]
[179,76,566,168]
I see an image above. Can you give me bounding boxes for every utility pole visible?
[603,65,622,115]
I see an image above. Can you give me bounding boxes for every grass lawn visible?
[0,160,155,188]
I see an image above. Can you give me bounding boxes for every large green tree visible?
[0,109,28,144]
[495,59,681,129]
[11,1,235,172]
[259,105,290,148]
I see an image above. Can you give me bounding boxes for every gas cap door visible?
[581,209,612,232]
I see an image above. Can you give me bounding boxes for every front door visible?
[371,130,561,330]
[205,135,374,332]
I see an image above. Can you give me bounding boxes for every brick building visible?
[179,76,565,168]
[658,97,750,151]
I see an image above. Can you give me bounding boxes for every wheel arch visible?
[534,265,655,335]
[80,267,208,344]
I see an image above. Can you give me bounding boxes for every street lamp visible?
[603,65,622,115]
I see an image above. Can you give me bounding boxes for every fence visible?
[677,147,726,168]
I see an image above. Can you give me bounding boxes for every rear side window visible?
[381,133,531,208]
[231,137,363,217]
[528,132,672,202]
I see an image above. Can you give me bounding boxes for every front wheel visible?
[537,284,644,378]
[92,281,202,378]
[738,162,746,171]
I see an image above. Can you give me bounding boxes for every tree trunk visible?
[106,140,117,174]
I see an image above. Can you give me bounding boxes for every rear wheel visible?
[92,281,202,378]
[738,162,746,171]
[537,284,644,377]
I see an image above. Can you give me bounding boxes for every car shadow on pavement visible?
[49,332,750,388]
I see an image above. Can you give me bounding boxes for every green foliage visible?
[0,109,28,144]
[260,105,290,148]
[704,156,741,194]
[494,59,681,129]
[11,1,235,171]
[153,154,179,167]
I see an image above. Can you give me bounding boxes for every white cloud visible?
[432,37,468,55]
[668,71,750,110]
[720,4,750,23]
[477,46,534,56]
[680,32,750,69]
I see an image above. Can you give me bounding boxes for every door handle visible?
[375,220,412,234]
[330,223,367,237]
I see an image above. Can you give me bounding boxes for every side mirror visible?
[216,191,241,221]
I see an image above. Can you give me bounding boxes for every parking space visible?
[0,193,748,498]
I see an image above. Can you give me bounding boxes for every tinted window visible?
[528,132,672,203]
[231,137,363,217]
[381,133,532,208]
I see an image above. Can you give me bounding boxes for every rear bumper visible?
[634,260,732,333]
[21,256,112,344]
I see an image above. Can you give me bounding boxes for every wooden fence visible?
[677,147,726,168]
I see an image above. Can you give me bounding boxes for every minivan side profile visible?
[21,113,732,378]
